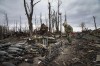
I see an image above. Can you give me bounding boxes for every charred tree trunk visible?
[40,13,42,25]
[35,15,37,35]
[57,0,62,33]
[60,13,62,37]
[13,21,15,32]
[93,16,97,30]
[45,16,48,26]
[51,11,56,33]
[64,12,67,23]
[57,0,60,33]
[4,13,9,34]
[28,18,33,37]
[80,22,85,32]
[16,21,17,32]
[55,12,59,33]
[19,16,22,32]
[48,2,51,32]
[35,15,37,29]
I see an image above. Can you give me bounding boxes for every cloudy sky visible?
[0,0,100,32]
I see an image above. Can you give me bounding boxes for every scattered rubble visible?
[0,29,100,66]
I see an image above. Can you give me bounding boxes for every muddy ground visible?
[0,33,100,66]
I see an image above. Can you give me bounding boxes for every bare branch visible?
[59,0,62,6]
[24,0,29,18]
[33,0,41,6]
[26,3,31,14]
[30,0,41,17]
[58,0,62,7]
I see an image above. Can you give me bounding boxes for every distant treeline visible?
[0,25,29,40]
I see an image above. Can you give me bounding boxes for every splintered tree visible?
[34,15,37,34]
[3,12,9,34]
[59,13,62,36]
[19,16,22,32]
[80,22,86,32]
[35,15,37,28]
[45,15,48,26]
[16,21,18,32]
[57,0,62,33]
[93,16,97,30]
[24,0,41,39]
[55,12,58,32]
[40,13,42,25]
[51,11,56,32]
[64,12,67,23]
[5,13,9,32]
[48,2,51,32]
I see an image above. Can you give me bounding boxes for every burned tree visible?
[24,0,41,39]
[45,15,48,26]
[59,13,62,36]
[40,13,42,25]
[80,22,86,32]
[5,13,9,33]
[35,15,37,28]
[34,15,37,34]
[64,12,67,24]
[57,0,62,33]
[48,2,51,32]
[51,11,56,33]
[16,21,17,32]
[19,16,22,32]
[93,16,97,30]
[55,12,58,33]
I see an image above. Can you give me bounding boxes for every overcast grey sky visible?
[0,0,100,31]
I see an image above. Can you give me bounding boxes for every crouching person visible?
[63,22,73,44]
